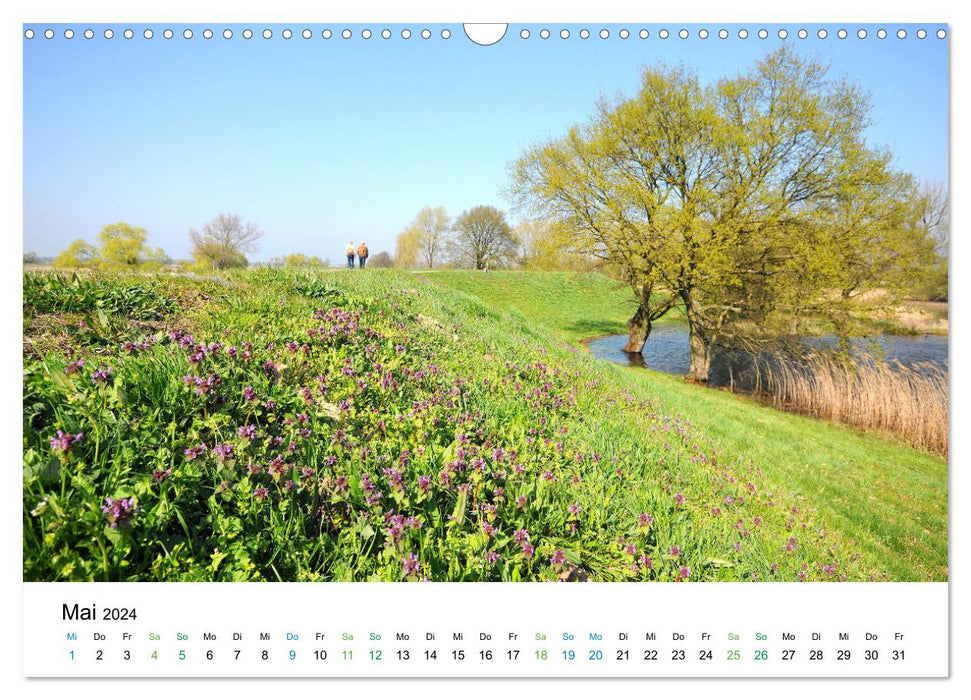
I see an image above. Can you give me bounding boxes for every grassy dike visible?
[427,270,948,581]
[426,270,683,345]
[22,268,946,581]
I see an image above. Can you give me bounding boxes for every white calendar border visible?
[22,582,949,678]
[3,0,962,697]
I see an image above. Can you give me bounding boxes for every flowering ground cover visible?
[22,269,946,581]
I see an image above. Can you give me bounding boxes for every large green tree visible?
[510,47,939,381]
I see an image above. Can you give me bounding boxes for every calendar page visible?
[13,0,957,692]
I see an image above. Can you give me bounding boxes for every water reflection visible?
[586,326,948,390]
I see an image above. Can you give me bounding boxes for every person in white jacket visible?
[344,241,355,269]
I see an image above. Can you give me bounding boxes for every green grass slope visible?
[22,269,946,581]
[428,270,948,581]
[428,270,669,345]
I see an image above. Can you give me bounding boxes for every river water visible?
[586,326,948,390]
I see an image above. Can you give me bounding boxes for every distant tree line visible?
[48,209,591,275]
[49,213,396,273]
[394,204,601,272]
[266,253,330,268]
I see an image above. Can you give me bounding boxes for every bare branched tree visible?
[917,181,949,254]
[189,213,264,270]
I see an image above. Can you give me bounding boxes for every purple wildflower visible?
[402,552,420,578]
[50,430,83,455]
[184,444,207,459]
[383,467,404,491]
[101,497,140,528]
[64,359,85,374]
[91,366,113,385]
[213,443,236,462]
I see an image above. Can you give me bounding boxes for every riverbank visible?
[587,330,947,456]
[427,270,947,580]
[551,276,949,454]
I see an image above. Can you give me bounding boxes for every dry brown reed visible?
[752,352,948,456]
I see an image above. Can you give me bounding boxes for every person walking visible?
[357,241,369,269]
[344,241,355,269]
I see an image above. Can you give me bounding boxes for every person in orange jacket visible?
[356,241,369,268]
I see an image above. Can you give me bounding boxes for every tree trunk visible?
[686,325,712,383]
[623,303,652,353]
[684,295,713,383]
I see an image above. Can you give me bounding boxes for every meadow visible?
[22,269,947,582]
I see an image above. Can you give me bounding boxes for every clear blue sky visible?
[23,23,948,261]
